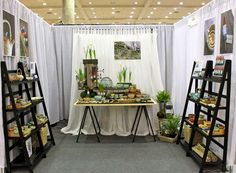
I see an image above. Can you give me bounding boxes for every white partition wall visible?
[172,0,236,167]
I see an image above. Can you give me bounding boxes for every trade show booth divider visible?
[172,0,236,166]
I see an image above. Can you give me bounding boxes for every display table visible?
[74,99,157,143]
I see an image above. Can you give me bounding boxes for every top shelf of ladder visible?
[191,76,227,83]
[3,78,39,85]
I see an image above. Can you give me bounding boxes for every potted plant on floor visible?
[158,115,180,143]
[156,90,171,118]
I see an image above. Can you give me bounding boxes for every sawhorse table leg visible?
[131,106,156,142]
[76,106,101,143]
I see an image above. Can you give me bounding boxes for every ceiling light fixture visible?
[158,22,162,24]
[92,12,96,15]
[179,2,183,5]
[58,16,61,19]
[165,16,168,18]
[134,2,138,5]
[157,1,161,5]
[94,16,97,18]
[147,16,151,18]
[133,7,136,10]
[54,12,57,15]
[131,11,134,14]
[112,7,115,10]
[76,16,79,19]
[129,15,133,18]
[174,7,177,11]
[153,7,157,10]
[150,11,154,14]
[42,2,47,6]
[112,11,115,14]
[201,2,205,5]
[89,2,92,5]
[49,8,53,11]
[169,12,172,15]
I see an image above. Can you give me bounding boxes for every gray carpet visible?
[14,121,224,173]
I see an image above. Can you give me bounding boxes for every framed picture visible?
[204,18,215,56]
[220,10,234,54]
[3,10,15,57]
[20,19,29,57]
[114,41,141,60]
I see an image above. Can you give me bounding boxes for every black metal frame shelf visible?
[1,61,55,173]
[176,60,231,173]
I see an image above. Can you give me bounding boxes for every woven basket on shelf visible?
[32,125,48,149]
[184,124,203,145]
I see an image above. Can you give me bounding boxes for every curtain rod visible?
[52,24,173,29]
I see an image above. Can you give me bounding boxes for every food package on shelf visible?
[36,114,48,125]
[8,123,34,138]
[192,143,218,163]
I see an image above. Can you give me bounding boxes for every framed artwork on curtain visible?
[20,19,29,58]
[3,10,15,57]
[114,41,141,60]
[204,18,215,56]
[220,9,234,54]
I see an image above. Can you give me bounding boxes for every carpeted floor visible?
[14,121,225,173]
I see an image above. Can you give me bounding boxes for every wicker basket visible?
[32,125,48,149]
[184,124,202,145]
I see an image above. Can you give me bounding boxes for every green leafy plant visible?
[84,44,96,59]
[118,71,123,83]
[156,90,171,103]
[129,71,132,82]
[98,83,105,93]
[93,49,96,59]
[161,115,180,137]
[122,67,127,83]
[76,69,85,81]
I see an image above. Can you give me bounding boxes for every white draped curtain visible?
[61,28,164,136]
[172,0,236,167]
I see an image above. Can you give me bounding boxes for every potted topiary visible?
[156,90,171,118]
[158,115,180,143]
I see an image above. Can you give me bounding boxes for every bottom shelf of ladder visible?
[179,139,226,172]
[10,140,53,169]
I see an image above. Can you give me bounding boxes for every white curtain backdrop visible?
[172,0,236,167]
[52,25,174,120]
[61,28,164,136]
[0,0,60,170]
[156,26,174,92]
[53,27,74,120]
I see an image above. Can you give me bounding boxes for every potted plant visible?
[97,83,105,96]
[76,68,85,89]
[158,115,180,143]
[156,90,171,118]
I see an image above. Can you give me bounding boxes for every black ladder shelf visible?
[1,61,55,173]
[176,60,231,173]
